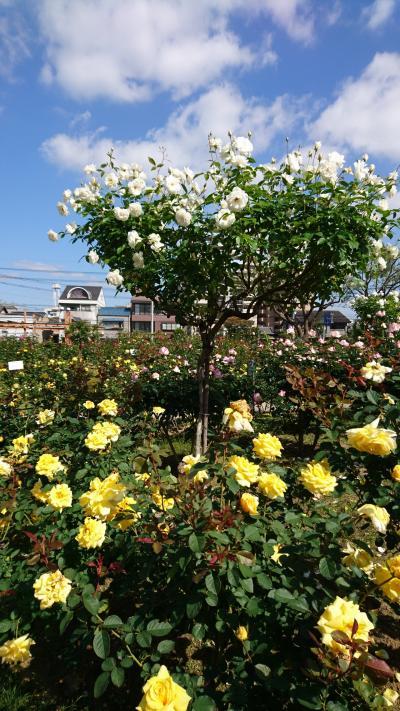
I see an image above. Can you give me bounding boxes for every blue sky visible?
[1,0,400,307]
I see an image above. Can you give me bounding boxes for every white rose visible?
[175,208,192,226]
[327,151,345,168]
[282,173,294,185]
[208,136,222,152]
[148,233,164,252]
[107,269,124,286]
[389,184,397,198]
[230,154,248,168]
[129,202,143,217]
[215,208,235,229]
[286,152,302,172]
[378,199,389,211]
[48,229,59,242]
[105,172,119,188]
[314,141,322,151]
[63,189,72,201]
[114,207,130,221]
[353,160,368,181]
[377,257,387,270]
[84,163,96,175]
[65,223,77,234]
[165,175,182,194]
[226,186,248,212]
[127,230,142,248]
[87,250,99,264]
[128,178,146,196]
[133,251,144,268]
[232,136,253,156]
[57,201,69,216]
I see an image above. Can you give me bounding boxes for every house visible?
[58,285,105,325]
[0,306,71,341]
[98,307,131,339]
[131,296,179,333]
[294,309,352,334]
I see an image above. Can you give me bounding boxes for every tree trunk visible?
[195,333,213,456]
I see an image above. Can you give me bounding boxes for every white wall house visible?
[58,285,105,325]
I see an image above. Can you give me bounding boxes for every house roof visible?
[99,307,130,316]
[59,285,103,301]
[294,309,351,324]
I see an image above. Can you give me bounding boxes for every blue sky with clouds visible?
[1,0,399,307]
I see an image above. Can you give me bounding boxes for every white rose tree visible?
[51,135,399,453]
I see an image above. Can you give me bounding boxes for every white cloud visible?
[0,8,30,80]
[363,0,396,29]
[310,53,400,160]
[37,0,312,103]
[41,83,307,171]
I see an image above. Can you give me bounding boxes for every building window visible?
[161,323,178,331]
[133,302,152,315]
[68,288,90,299]
[132,321,151,332]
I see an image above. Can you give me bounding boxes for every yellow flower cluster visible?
[98,398,118,416]
[317,596,374,656]
[178,454,200,474]
[32,481,72,511]
[346,418,396,456]
[0,635,35,667]
[258,472,287,500]
[83,400,95,409]
[152,488,175,510]
[222,399,253,433]
[227,455,259,487]
[137,665,191,711]
[33,570,72,609]
[235,626,248,641]
[36,409,55,425]
[85,421,121,451]
[80,472,127,519]
[373,554,400,603]
[115,495,141,530]
[253,433,283,460]
[299,460,337,497]
[35,453,65,480]
[342,542,373,573]
[75,517,107,548]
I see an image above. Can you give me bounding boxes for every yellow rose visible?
[115,496,141,530]
[153,406,166,415]
[0,635,35,667]
[94,421,121,442]
[299,460,337,497]
[346,418,396,456]
[152,488,175,510]
[317,596,374,656]
[391,464,400,482]
[222,400,253,433]
[193,470,209,484]
[0,458,12,477]
[178,454,200,475]
[47,483,73,511]
[137,665,191,711]
[360,361,392,383]
[83,400,95,410]
[35,453,65,480]
[76,517,106,548]
[240,492,259,515]
[341,542,373,572]
[358,504,390,533]
[36,409,55,426]
[80,472,127,519]
[235,626,248,641]
[271,543,288,565]
[12,434,34,455]
[253,433,283,460]
[258,472,287,500]
[98,398,118,416]
[85,429,109,451]
[227,455,259,487]
[31,481,49,504]
[373,554,400,603]
[381,689,399,708]
[33,570,72,609]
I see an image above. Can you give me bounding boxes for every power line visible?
[0,266,104,275]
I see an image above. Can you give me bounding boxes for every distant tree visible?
[51,136,399,452]
[344,246,400,299]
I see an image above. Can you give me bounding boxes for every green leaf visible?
[192,696,217,711]
[205,574,221,596]
[0,620,11,633]
[101,657,116,672]
[272,588,294,603]
[157,639,175,654]
[186,600,202,618]
[189,533,204,553]
[192,623,206,640]
[319,557,337,580]
[103,615,123,628]
[93,629,110,659]
[111,666,125,688]
[59,611,74,635]
[255,664,271,680]
[147,620,173,637]
[136,631,152,648]
[83,592,100,615]
[93,671,110,698]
